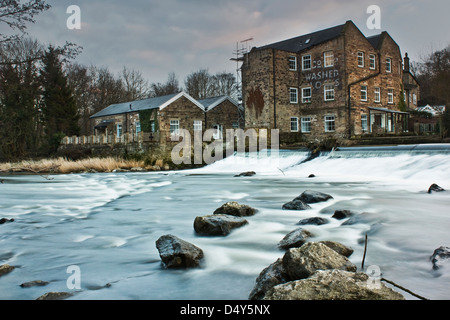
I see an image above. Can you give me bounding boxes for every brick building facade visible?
[242,20,414,144]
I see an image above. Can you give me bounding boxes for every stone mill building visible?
[241,20,416,144]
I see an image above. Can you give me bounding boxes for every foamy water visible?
[1,145,450,300]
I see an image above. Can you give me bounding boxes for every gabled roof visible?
[90,92,204,118]
[255,23,346,53]
[198,95,240,111]
[367,34,383,50]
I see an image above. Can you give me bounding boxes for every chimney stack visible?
[403,52,410,72]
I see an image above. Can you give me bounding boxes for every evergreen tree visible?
[398,86,407,112]
[0,59,41,160]
[40,46,79,152]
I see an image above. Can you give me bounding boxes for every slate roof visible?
[90,92,204,118]
[254,21,392,54]
[198,95,240,111]
[256,23,346,53]
[367,34,383,50]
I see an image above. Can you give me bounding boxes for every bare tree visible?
[184,69,214,99]
[0,0,51,44]
[121,66,151,101]
[211,71,237,99]
[150,72,181,97]
[185,69,237,100]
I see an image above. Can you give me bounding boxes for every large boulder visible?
[155,234,204,268]
[282,242,357,280]
[193,214,248,236]
[249,240,356,300]
[263,269,405,300]
[282,200,311,211]
[213,202,257,217]
[294,190,333,204]
[278,228,313,250]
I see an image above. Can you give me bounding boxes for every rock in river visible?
[278,228,313,250]
[430,246,450,270]
[213,201,257,217]
[249,240,357,300]
[282,242,357,280]
[428,183,445,194]
[297,217,328,225]
[155,234,204,269]
[263,269,405,300]
[295,190,333,204]
[0,264,15,277]
[234,171,256,177]
[194,214,248,236]
[282,200,311,211]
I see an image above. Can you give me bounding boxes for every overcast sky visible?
[14,0,450,86]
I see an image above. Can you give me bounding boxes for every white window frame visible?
[302,54,311,70]
[288,56,297,71]
[301,117,311,133]
[361,85,368,101]
[116,124,122,138]
[289,87,298,104]
[386,58,392,73]
[135,121,141,135]
[302,87,312,103]
[369,54,376,70]
[170,119,180,136]
[212,124,223,140]
[357,52,364,67]
[361,114,368,132]
[387,89,394,104]
[290,117,299,132]
[374,87,381,103]
[324,84,335,101]
[324,115,336,132]
[193,120,202,131]
[324,51,334,68]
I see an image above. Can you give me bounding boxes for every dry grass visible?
[0,157,148,174]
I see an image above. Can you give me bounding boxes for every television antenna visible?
[230,38,253,125]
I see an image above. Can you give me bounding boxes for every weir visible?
[329,144,450,158]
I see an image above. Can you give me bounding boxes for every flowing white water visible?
[1,144,450,300]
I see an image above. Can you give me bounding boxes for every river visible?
[1,144,450,300]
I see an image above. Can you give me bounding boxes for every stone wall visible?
[157,95,205,149]
[242,21,408,145]
[206,99,243,130]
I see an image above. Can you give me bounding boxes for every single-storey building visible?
[88,92,242,149]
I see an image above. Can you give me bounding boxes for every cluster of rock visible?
[254,189,407,300]
[155,201,257,269]
[250,240,404,300]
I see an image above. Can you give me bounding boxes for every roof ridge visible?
[256,22,347,53]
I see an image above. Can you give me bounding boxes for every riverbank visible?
[0,157,163,175]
